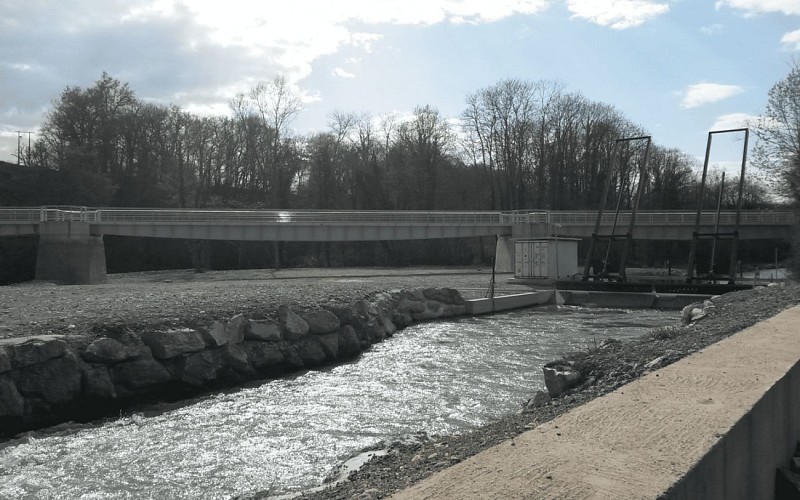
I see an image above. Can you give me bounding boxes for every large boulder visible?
[0,348,10,373]
[302,310,341,335]
[246,319,282,341]
[82,337,149,364]
[317,333,340,359]
[337,326,361,358]
[0,375,24,417]
[13,352,83,405]
[543,362,583,398]
[295,340,326,367]
[323,304,355,325]
[278,306,309,340]
[177,351,220,386]
[139,329,206,359]
[203,314,246,347]
[221,343,252,373]
[82,364,117,399]
[244,341,285,371]
[112,358,172,389]
[4,337,67,369]
[412,301,444,321]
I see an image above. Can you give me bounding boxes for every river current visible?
[0,305,676,499]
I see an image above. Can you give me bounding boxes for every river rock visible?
[323,304,354,325]
[296,339,327,367]
[0,375,24,417]
[337,325,361,357]
[246,319,282,341]
[139,328,206,359]
[204,314,246,347]
[13,352,82,405]
[4,337,67,369]
[244,341,285,371]
[302,310,341,334]
[0,348,10,373]
[278,305,309,339]
[112,358,172,389]
[82,364,117,399]
[423,288,465,305]
[82,337,148,364]
[543,363,583,398]
[178,351,220,386]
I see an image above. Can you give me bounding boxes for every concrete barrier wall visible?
[394,306,800,499]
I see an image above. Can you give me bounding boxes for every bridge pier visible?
[35,222,107,284]
[494,235,514,272]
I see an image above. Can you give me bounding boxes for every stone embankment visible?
[0,287,466,437]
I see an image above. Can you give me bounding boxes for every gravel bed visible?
[270,282,800,500]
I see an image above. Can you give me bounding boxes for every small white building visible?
[514,238,580,279]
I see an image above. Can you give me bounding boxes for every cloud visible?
[710,112,759,130]
[701,23,724,35]
[782,29,800,50]
[566,0,669,29]
[680,83,744,108]
[715,0,800,16]
[333,68,356,79]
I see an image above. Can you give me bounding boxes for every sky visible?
[1,0,799,178]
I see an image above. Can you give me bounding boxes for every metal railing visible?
[0,207,796,227]
[507,210,798,226]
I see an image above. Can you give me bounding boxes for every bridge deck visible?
[0,207,794,241]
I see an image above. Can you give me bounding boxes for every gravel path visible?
[271,282,800,500]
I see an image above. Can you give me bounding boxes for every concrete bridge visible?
[0,207,795,284]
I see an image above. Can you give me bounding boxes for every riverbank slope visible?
[285,282,800,500]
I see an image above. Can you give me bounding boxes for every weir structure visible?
[0,206,795,284]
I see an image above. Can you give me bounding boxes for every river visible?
[0,305,676,499]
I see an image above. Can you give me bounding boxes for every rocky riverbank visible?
[0,280,470,436]
[269,282,800,500]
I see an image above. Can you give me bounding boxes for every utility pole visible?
[14,131,34,166]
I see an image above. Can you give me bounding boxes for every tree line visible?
[25,72,772,213]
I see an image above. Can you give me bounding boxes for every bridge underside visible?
[94,223,511,241]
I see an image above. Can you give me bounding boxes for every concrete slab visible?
[392,305,800,500]
[465,292,553,315]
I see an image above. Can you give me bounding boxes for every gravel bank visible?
[0,267,516,341]
[273,282,800,500]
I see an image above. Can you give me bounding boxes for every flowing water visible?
[0,305,676,499]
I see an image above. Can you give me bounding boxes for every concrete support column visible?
[35,222,107,284]
[494,235,514,273]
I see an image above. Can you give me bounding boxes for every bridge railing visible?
[508,210,797,226]
[92,209,507,225]
[1,207,797,226]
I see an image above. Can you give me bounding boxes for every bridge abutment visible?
[35,222,107,284]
